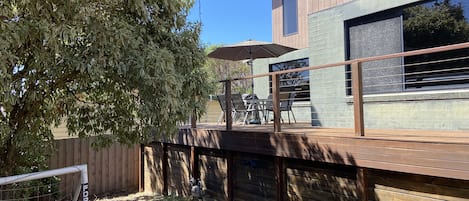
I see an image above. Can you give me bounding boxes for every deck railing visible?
[200,42,469,135]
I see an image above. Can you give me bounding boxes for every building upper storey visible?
[272,0,352,49]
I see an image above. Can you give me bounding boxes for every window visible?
[403,0,469,90]
[346,11,403,95]
[283,0,298,35]
[269,58,310,101]
[346,0,469,95]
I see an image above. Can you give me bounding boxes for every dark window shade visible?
[269,58,310,101]
[346,12,404,95]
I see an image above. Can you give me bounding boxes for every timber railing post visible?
[225,80,233,131]
[272,74,281,132]
[351,61,365,136]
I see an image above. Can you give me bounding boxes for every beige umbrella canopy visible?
[208,40,297,92]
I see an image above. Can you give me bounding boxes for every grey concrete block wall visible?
[253,0,469,131]
[362,98,469,130]
[253,49,312,122]
[307,0,469,131]
[308,7,353,128]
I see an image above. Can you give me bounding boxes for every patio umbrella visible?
[207,40,297,92]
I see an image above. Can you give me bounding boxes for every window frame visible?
[269,58,310,102]
[344,0,469,95]
[283,0,299,36]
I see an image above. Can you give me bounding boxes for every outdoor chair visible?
[231,93,257,125]
[265,92,296,124]
[216,94,228,125]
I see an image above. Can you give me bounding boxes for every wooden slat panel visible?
[134,145,140,190]
[121,143,127,191]
[48,138,139,196]
[143,144,164,193]
[172,128,469,181]
[126,145,133,190]
[369,169,469,201]
[56,138,65,195]
[88,139,98,195]
[233,154,276,201]
[309,0,352,13]
[286,160,358,201]
[95,143,103,194]
[149,143,469,201]
[102,142,109,193]
[199,154,227,200]
[109,143,116,192]
[272,0,354,49]
[272,0,309,49]
[167,146,191,197]
[65,138,74,195]
[116,142,123,190]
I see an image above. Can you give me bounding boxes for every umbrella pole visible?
[250,60,254,94]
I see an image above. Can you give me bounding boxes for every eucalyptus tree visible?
[204,45,251,94]
[0,0,210,176]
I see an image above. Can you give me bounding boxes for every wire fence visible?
[0,174,80,201]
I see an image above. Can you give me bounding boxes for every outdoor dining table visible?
[245,98,272,124]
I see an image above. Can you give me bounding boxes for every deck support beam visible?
[226,151,234,201]
[139,144,144,192]
[275,157,286,201]
[162,143,168,196]
[190,146,199,179]
[357,167,368,201]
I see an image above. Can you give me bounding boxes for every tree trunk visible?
[1,134,16,176]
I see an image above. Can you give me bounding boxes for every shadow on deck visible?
[174,122,469,181]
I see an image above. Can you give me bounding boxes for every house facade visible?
[144,1,469,201]
[254,0,469,130]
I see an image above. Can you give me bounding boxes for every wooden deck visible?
[172,123,469,181]
[184,123,469,143]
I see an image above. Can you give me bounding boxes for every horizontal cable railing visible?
[195,42,469,135]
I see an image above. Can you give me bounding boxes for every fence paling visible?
[49,138,140,196]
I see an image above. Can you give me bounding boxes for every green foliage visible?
[0,0,210,176]
[402,0,469,88]
[204,45,251,94]
[403,0,469,49]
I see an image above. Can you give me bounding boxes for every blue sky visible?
[187,0,272,46]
